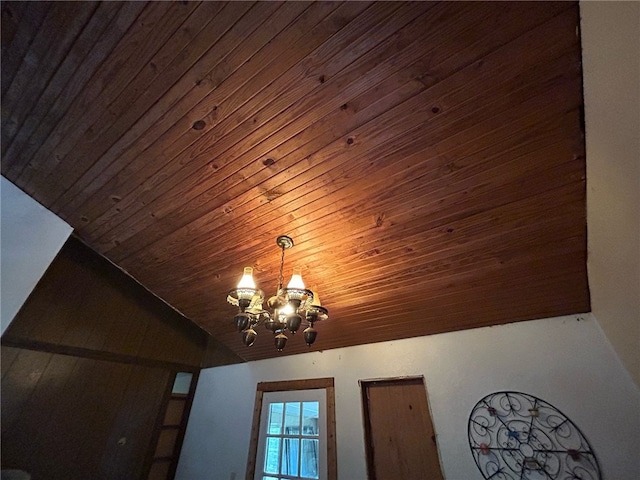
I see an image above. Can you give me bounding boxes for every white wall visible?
[581,1,640,387]
[1,176,72,334]
[177,314,640,480]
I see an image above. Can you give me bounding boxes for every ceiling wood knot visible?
[346,136,355,145]
[262,158,276,167]
[319,75,326,84]
[359,248,380,260]
[264,189,283,202]
[223,206,233,215]
[444,162,462,173]
[431,106,440,114]
[192,120,206,130]
[340,104,348,110]
[416,72,437,88]
[375,214,385,227]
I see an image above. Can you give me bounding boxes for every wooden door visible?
[361,377,444,480]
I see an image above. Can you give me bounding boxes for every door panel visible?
[361,377,443,480]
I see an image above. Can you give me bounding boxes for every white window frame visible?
[246,378,337,480]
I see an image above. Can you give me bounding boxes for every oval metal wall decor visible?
[468,391,601,480]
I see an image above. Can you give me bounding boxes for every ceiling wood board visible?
[1,1,588,362]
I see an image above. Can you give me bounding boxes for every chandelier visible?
[227,235,328,351]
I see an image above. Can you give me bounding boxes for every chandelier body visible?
[227,236,328,351]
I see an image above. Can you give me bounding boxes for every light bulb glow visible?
[280,303,294,316]
[287,267,305,289]
[237,267,256,289]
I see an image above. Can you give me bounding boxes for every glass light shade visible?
[286,267,305,289]
[310,291,322,306]
[237,266,257,289]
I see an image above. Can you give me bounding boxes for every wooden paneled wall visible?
[1,236,241,479]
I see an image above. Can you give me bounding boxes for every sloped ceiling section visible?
[1,1,588,361]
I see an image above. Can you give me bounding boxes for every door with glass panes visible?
[254,389,327,480]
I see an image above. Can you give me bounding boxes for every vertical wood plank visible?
[99,364,170,480]
[0,346,21,381]
[0,348,52,435]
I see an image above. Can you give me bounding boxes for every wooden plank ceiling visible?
[1,1,589,361]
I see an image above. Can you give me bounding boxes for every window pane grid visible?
[261,400,320,480]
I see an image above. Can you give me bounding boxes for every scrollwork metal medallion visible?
[468,391,601,480]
